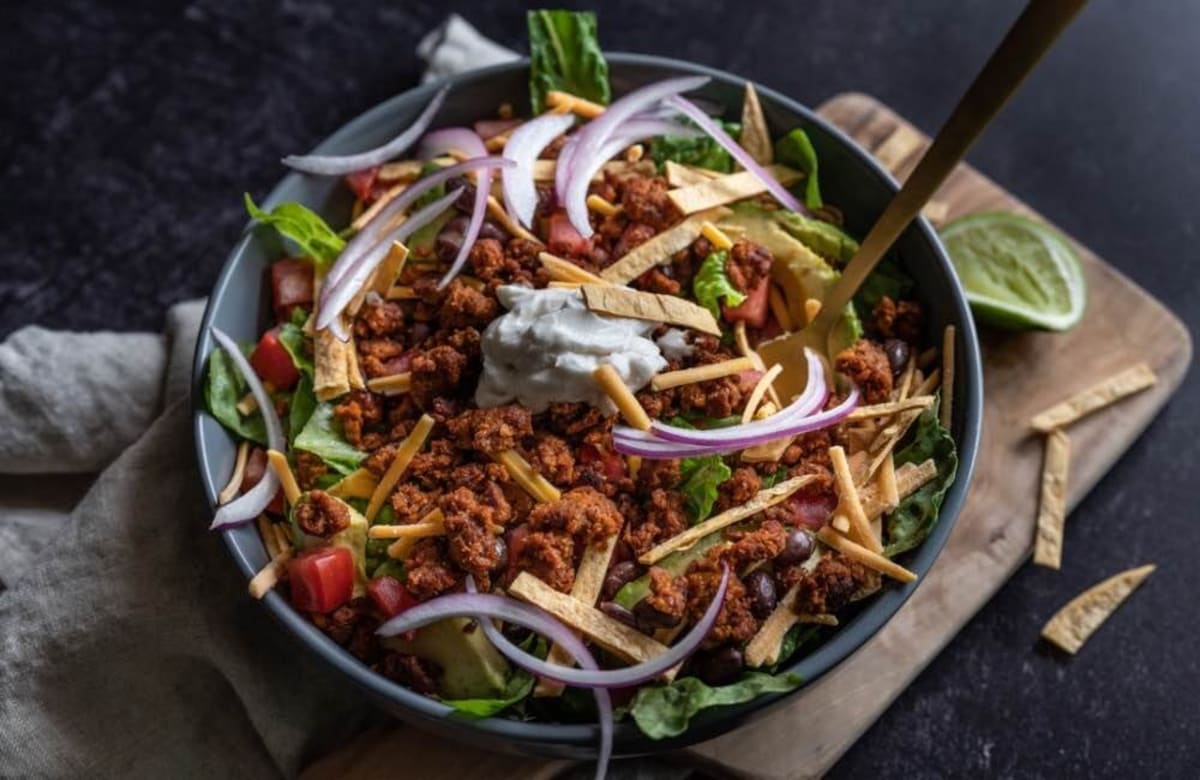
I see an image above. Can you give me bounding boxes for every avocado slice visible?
[384,617,512,700]
[291,493,370,597]
[772,209,859,266]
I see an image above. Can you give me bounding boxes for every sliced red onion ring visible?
[663,95,807,214]
[653,387,856,450]
[209,328,284,529]
[418,128,492,289]
[501,113,576,228]
[282,86,449,175]
[378,593,611,780]
[563,75,710,235]
[554,134,579,207]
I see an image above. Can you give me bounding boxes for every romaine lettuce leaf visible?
[293,403,364,475]
[650,120,741,174]
[244,193,345,266]
[692,251,744,319]
[277,322,314,379]
[774,128,822,209]
[678,454,731,523]
[885,396,958,556]
[204,346,268,445]
[288,375,317,441]
[527,10,610,114]
[630,672,802,739]
[853,256,914,322]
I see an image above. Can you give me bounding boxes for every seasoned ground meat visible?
[721,520,787,571]
[441,482,513,535]
[439,279,499,329]
[613,221,657,259]
[294,450,329,491]
[527,433,576,486]
[410,344,470,407]
[375,652,442,695]
[620,176,678,230]
[528,486,623,547]
[389,483,438,524]
[636,386,678,420]
[446,461,511,490]
[441,484,510,586]
[517,530,576,593]
[872,295,924,343]
[311,598,378,661]
[407,439,461,490]
[634,267,682,295]
[468,236,547,288]
[679,376,744,418]
[405,538,461,600]
[782,553,871,615]
[685,559,759,647]
[716,467,762,511]
[446,405,533,454]
[623,488,688,556]
[725,240,773,294]
[545,402,608,438]
[294,490,351,538]
[834,340,894,404]
[637,458,682,493]
[334,390,384,449]
[467,238,505,281]
[355,296,405,339]
[642,567,689,625]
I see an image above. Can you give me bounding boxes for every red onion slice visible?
[282,87,449,176]
[563,75,710,235]
[417,127,493,289]
[378,593,611,780]
[664,95,807,214]
[501,113,576,228]
[554,134,580,206]
[209,327,285,529]
[565,118,702,214]
[652,387,856,450]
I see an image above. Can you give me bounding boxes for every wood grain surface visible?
[302,93,1192,780]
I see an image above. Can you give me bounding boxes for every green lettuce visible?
[650,120,741,174]
[244,194,345,266]
[293,403,365,474]
[444,668,535,719]
[885,397,958,556]
[768,625,820,672]
[288,375,318,441]
[527,10,610,114]
[630,672,803,739]
[678,455,731,523]
[277,322,314,379]
[204,346,268,445]
[853,256,914,321]
[761,465,789,489]
[412,161,448,209]
[692,251,744,319]
[774,128,822,209]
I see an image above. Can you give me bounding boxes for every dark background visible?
[3,0,1197,776]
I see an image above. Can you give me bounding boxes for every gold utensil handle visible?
[811,0,1088,331]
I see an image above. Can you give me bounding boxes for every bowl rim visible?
[192,51,982,754]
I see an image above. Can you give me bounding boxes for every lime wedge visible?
[940,212,1086,331]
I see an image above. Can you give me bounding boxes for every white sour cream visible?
[476,285,668,413]
[655,328,695,361]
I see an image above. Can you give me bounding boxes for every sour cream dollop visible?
[476,285,668,413]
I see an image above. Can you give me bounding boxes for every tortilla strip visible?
[1041,564,1155,654]
[1033,429,1071,570]
[667,167,802,215]
[327,467,379,500]
[536,533,621,697]
[1030,363,1157,433]
[739,83,773,165]
[914,368,941,399]
[640,475,816,565]
[895,354,917,401]
[862,407,924,486]
[218,441,250,505]
[580,284,721,337]
[860,459,938,522]
[248,548,293,599]
[486,195,543,245]
[366,372,412,396]
[816,527,917,583]
[877,455,900,518]
[664,160,721,187]
[651,356,756,391]
[538,252,609,285]
[532,159,655,182]
[266,449,302,506]
[599,207,732,284]
[495,449,561,503]
[346,345,365,391]
[845,395,933,422]
[940,325,956,428]
[366,414,435,521]
[370,240,410,296]
[744,581,838,667]
[509,572,672,669]
[314,327,352,401]
[829,446,879,552]
[874,123,924,175]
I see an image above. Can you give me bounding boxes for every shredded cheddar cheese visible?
[366,414,435,521]
[266,449,302,506]
[495,449,561,504]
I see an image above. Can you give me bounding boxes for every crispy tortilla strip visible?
[829,446,879,552]
[581,283,721,337]
[875,455,900,540]
[495,449,561,503]
[744,582,838,668]
[914,368,941,398]
[545,89,605,118]
[1033,429,1071,570]
[366,414,435,521]
[538,252,609,285]
[860,459,937,521]
[370,241,410,296]
[266,449,302,506]
[846,396,934,422]
[640,475,816,565]
[874,123,925,174]
[831,515,851,534]
[816,527,917,583]
[509,572,672,668]
[536,533,621,697]
[1041,564,1155,654]
[742,364,783,424]
[1030,363,1157,433]
[486,195,543,245]
[346,343,365,391]
[327,467,379,500]
[314,328,352,401]
[940,325,956,429]
[599,207,732,284]
[667,167,802,214]
[219,441,250,505]
[651,356,756,391]
[248,549,293,599]
[895,354,917,401]
[593,364,653,431]
[861,408,924,486]
[664,160,720,187]
[739,82,773,165]
[532,158,655,182]
[366,372,412,396]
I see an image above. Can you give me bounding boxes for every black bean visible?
[453,182,477,212]
[434,216,469,263]
[602,561,640,601]
[501,621,531,644]
[777,528,814,566]
[884,338,910,375]
[697,646,744,686]
[599,601,639,629]
[744,570,778,619]
[634,598,682,630]
[478,220,507,242]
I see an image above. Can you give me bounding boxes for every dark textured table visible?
[4,1,1197,776]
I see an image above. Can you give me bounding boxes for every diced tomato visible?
[546,211,589,256]
[722,278,770,328]
[736,369,764,395]
[759,313,783,340]
[250,328,300,391]
[505,524,530,572]
[287,546,355,613]
[578,443,627,481]
[367,576,419,618]
[784,490,839,531]
[241,447,284,514]
[344,166,381,202]
[473,118,522,140]
[270,258,314,322]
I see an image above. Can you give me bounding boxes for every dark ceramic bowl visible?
[192,54,982,759]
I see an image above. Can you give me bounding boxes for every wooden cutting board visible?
[302,93,1192,780]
